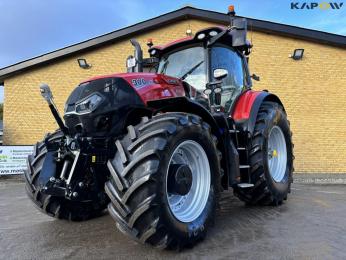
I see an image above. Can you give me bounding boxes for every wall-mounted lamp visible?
[186,28,193,36]
[77,58,91,69]
[290,49,304,60]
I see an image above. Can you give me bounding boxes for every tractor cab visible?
[127,6,253,115]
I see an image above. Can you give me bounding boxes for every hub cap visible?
[267,126,287,182]
[167,164,193,196]
[166,140,210,223]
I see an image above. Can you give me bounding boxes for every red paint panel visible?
[81,72,186,104]
[232,90,261,120]
[123,73,186,104]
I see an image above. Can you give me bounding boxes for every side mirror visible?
[213,68,228,80]
[126,55,137,72]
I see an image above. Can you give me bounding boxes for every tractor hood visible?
[79,72,186,104]
[63,73,186,137]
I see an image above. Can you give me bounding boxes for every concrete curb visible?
[294,178,346,184]
[293,173,346,184]
[0,174,24,182]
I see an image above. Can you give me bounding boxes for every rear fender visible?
[232,90,284,135]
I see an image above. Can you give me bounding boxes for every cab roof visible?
[149,27,226,56]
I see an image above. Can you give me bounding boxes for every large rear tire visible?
[234,101,294,205]
[105,113,221,249]
[24,130,107,221]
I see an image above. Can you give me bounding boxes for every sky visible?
[0,0,345,101]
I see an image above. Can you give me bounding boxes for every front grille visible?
[64,115,81,134]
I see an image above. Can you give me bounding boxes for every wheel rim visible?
[267,126,287,182]
[166,140,210,223]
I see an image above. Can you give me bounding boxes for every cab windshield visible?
[158,46,206,91]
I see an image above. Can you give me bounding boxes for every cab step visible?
[237,183,254,188]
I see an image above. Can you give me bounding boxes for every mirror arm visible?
[214,93,222,106]
[207,80,222,88]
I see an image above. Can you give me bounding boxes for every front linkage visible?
[36,84,111,205]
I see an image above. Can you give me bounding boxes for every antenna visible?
[184,14,192,36]
[251,21,253,51]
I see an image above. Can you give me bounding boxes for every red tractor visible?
[25,7,293,249]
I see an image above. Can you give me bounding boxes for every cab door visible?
[210,45,249,113]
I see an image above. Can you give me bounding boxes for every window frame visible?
[157,43,209,89]
[209,43,251,89]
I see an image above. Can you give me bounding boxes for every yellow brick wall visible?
[3,19,346,173]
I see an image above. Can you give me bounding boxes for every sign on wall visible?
[0,146,33,175]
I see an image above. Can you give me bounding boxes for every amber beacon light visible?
[228,5,236,15]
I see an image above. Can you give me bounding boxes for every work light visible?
[77,58,91,69]
[291,49,304,60]
[209,31,218,36]
[197,33,206,40]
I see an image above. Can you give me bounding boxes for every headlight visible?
[75,94,103,114]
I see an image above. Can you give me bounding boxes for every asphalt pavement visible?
[1,178,346,259]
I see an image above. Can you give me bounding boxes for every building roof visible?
[0,6,345,81]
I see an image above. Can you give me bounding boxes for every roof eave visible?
[0,6,345,81]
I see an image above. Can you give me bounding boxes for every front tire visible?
[105,113,221,249]
[24,131,107,221]
[234,101,294,205]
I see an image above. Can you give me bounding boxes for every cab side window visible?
[211,46,245,110]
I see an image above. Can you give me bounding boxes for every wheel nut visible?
[72,192,78,197]
[78,182,84,188]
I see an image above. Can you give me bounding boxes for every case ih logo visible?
[291,2,344,9]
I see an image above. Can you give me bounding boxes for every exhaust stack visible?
[127,39,143,73]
